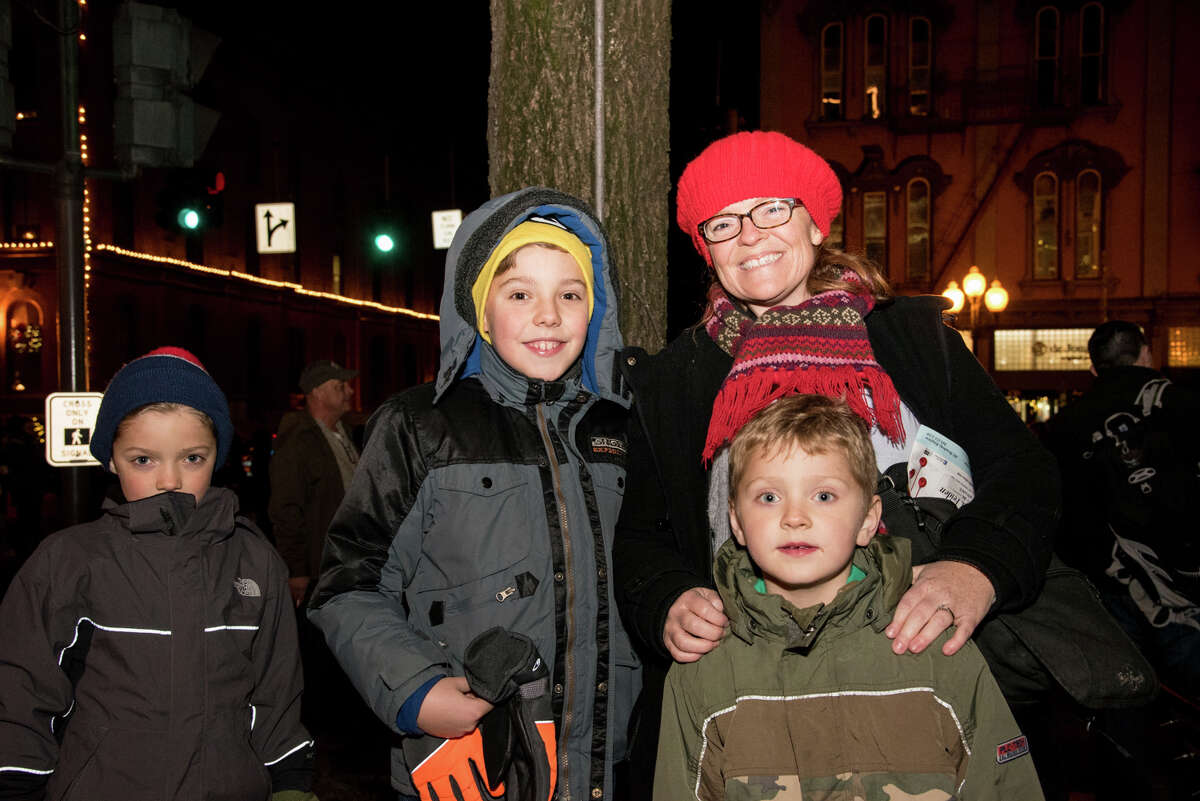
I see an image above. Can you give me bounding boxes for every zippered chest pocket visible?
[424,467,534,588]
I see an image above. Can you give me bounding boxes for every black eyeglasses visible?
[697,198,800,244]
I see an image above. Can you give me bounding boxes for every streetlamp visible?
[942,265,1009,352]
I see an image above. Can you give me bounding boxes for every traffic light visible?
[155,168,224,234]
[113,2,220,168]
[366,207,402,260]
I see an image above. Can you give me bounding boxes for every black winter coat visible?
[0,489,313,801]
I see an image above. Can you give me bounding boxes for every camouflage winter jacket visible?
[654,536,1044,801]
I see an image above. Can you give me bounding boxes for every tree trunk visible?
[489,0,670,351]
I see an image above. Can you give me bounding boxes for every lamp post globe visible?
[942,280,965,314]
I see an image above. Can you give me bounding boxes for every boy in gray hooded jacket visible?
[309,188,639,801]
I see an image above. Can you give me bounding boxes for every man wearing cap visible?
[269,360,359,607]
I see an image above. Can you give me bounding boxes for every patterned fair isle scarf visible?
[703,281,906,463]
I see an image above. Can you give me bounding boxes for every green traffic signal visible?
[374,233,395,253]
[178,208,201,230]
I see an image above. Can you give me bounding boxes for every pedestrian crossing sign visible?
[45,392,104,467]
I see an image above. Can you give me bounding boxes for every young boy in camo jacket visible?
[655,395,1041,801]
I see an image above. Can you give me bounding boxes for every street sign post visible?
[431,209,462,250]
[45,392,104,467]
[255,202,296,253]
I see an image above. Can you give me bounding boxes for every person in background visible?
[1049,320,1200,694]
[0,347,314,801]
[270,359,359,607]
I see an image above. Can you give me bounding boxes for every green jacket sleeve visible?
[654,664,723,801]
[961,650,1046,800]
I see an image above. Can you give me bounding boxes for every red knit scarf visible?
[703,281,906,463]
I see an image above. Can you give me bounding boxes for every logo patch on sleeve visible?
[995,734,1030,764]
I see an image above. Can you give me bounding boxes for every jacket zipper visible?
[536,403,573,800]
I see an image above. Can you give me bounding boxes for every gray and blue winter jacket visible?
[309,187,640,801]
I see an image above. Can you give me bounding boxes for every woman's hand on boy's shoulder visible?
[885,560,996,657]
[664,586,729,663]
[416,676,494,739]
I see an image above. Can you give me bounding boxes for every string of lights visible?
[93,244,439,321]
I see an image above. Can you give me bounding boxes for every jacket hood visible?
[435,186,628,407]
[714,535,911,650]
[102,486,241,542]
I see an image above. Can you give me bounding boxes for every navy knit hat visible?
[91,347,233,472]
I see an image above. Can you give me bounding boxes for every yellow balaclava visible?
[471,220,594,344]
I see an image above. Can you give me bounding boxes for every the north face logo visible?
[233,578,262,598]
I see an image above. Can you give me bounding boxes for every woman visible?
[613,131,1059,778]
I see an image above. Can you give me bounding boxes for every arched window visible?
[863,191,887,273]
[1075,169,1102,279]
[906,179,930,280]
[820,23,844,121]
[864,15,887,119]
[1035,7,1059,106]
[1033,172,1059,279]
[6,300,44,393]
[1080,3,1106,104]
[909,17,932,116]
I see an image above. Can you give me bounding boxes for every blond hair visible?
[728,394,877,511]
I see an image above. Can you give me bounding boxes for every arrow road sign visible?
[255,202,297,253]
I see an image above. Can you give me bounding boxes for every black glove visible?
[463,628,557,801]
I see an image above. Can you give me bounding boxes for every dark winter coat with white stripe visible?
[0,487,313,801]
[308,187,640,801]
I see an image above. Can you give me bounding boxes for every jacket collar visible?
[715,536,911,651]
[475,343,585,409]
[102,486,240,542]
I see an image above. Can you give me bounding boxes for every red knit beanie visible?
[676,130,843,265]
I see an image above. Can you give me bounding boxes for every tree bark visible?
[489,0,670,351]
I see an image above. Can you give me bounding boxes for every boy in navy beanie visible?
[0,347,318,801]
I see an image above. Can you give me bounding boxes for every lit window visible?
[994,328,1093,371]
[1080,3,1106,105]
[1033,172,1059,279]
[1075,170,1102,279]
[821,23,844,121]
[6,300,45,392]
[863,191,887,272]
[864,15,887,119]
[1035,7,1059,106]
[906,179,930,280]
[909,17,932,116]
[1168,327,1200,368]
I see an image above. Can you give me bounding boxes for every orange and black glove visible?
[463,628,557,801]
[409,726,503,801]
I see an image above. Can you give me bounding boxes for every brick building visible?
[754,0,1198,416]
